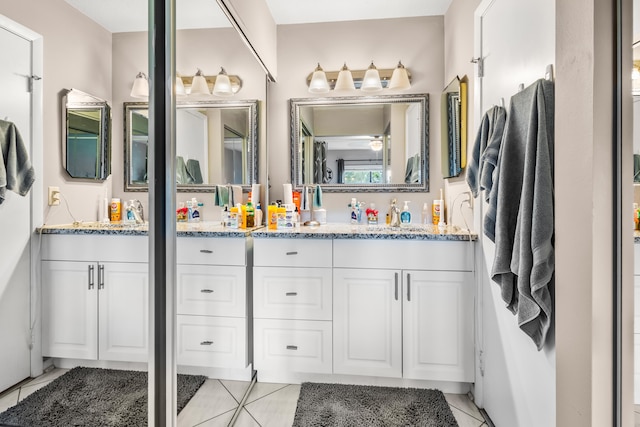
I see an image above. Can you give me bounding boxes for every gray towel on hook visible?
[490,79,554,350]
[0,120,35,204]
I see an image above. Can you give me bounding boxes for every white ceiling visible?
[64,0,452,33]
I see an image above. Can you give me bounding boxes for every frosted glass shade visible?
[175,75,186,95]
[334,63,355,91]
[190,69,210,95]
[389,61,411,90]
[130,72,149,98]
[308,63,330,93]
[370,139,383,151]
[633,67,640,80]
[212,68,233,96]
[361,62,382,92]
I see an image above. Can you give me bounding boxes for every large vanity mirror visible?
[62,88,111,180]
[290,94,429,192]
[124,100,258,192]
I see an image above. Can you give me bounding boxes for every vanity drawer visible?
[254,319,332,374]
[177,237,246,266]
[177,265,246,317]
[254,267,332,321]
[177,315,247,369]
[253,238,332,268]
[41,234,148,263]
[333,239,473,271]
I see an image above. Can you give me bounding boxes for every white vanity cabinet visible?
[175,237,251,370]
[41,235,149,363]
[253,238,333,374]
[333,239,474,383]
[634,244,640,403]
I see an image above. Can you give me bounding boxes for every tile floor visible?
[0,368,489,426]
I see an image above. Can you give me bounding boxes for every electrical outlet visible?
[48,186,60,206]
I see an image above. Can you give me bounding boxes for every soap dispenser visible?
[400,201,411,224]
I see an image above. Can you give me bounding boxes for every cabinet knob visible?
[200,341,214,346]
[286,345,298,350]
[200,289,214,294]
[199,249,213,254]
[285,292,297,296]
[285,251,298,256]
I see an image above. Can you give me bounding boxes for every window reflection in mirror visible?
[62,89,111,180]
[290,94,428,192]
[124,100,258,192]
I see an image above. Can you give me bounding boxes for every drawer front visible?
[333,240,473,271]
[254,267,332,321]
[254,319,332,374]
[177,315,247,369]
[41,234,148,263]
[177,237,246,266]
[177,265,246,317]
[254,238,332,268]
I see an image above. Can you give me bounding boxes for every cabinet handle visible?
[406,273,411,302]
[88,265,94,290]
[200,341,213,346]
[199,249,213,254]
[286,345,298,350]
[98,265,105,290]
[200,289,214,294]
[285,292,297,296]
[394,272,398,301]
[285,251,298,255]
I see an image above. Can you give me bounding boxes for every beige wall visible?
[111,27,267,220]
[270,17,445,222]
[0,0,112,224]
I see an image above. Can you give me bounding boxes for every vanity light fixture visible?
[334,63,356,92]
[306,61,411,93]
[130,72,149,98]
[190,69,210,95]
[308,63,330,93]
[212,67,233,96]
[633,65,640,80]
[389,61,411,90]
[361,61,383,92]
[175,74,186,95]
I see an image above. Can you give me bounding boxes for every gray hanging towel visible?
[0,120,35,204]
[186,159,203,184]
[490,79,554,350]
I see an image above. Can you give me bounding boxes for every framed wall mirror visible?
[290,94,429,192]
[441,76,468,178]
[62,88,111,180]
[124,100,258,192]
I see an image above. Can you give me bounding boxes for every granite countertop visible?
[251,223,478,241]
[38,221,259,237]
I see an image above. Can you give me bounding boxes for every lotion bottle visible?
[400,201,411,224]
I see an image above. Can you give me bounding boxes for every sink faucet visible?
[130,199,144,224]
[389,198,401,227]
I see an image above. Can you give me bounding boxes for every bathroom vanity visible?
[251,224,476,392]
[38,222,254,380]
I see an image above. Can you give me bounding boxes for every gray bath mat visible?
[292,382,458,427]
[0,367,206,426]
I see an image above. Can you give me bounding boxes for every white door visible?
[333,268,402,378]
[41,261,98,360]
[403,270,474,382]
[0,18,40,392]
[99,262,149,362]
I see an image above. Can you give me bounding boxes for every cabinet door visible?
[403,270,474,382]
[98,262,149,362]
[333,268,402,377]
[42,261,98,360]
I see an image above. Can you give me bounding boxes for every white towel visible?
[0,120,35,204]
[228,185,243,206]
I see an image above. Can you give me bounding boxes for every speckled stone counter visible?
[38,221,260,237]
[251,223,477,241]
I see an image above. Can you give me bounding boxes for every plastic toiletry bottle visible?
[229,206,239,229]
[350,198,358,224]
[400,201,412,224]
[268,204,278,229]
[110,198,121,222]
[186,200,193,222]
[246,198,255,228]
[125,200,136,224]
[432,191,443,225]
[238,204,247,229]
[255,203,262,227]
[190,198,200,223]
[276,206,287,229]
[421,202,430,224]
[634,203,638,230]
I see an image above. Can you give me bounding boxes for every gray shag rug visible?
[0,367,206,426]
[292,382,459,427]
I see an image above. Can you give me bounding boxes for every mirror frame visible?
[290,94,429,193]
[62,88,111,181]
[124,99,259,193]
